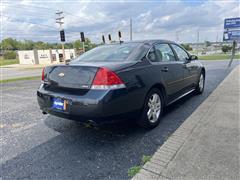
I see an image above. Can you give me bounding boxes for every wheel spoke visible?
[147,109,153,119]
[155,103,161,110]
[152,111,157,120]
[153,94,157,103]
[148,101,152,108]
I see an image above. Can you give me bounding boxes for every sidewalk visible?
[133,65,240,180]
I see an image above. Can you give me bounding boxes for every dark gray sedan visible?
[37,40,205,129]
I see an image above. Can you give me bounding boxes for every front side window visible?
[155,44,176,62]
[147,47,158,62]
[171,44,189,61]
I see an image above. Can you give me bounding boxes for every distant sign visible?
[40,54,48,58]
[24,54,30,59]
[223,30,240,41]
[224,17,240,29]
[223,17,240,42]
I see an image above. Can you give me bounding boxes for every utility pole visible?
[228,40,237,67]
[56,11,65,63]
[197,30,200,56]
[130,18,132,41]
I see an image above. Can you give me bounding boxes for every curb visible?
[132,65,240,180]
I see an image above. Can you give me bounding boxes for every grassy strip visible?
[128,155,152,177]
[0,57,19,66]
[199,54,240,60]
[0,76,41,83]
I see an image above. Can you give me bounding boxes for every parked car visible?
[37,40,205,129]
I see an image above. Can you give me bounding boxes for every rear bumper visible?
[37,85,140,123]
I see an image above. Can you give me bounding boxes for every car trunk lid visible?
[43,61,137,91]
[45,65,98,90]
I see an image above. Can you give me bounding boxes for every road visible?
[1,60,239,180]
[0,67,42,80]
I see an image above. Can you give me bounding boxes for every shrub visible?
[181,44,193,51]
[3,51,17,59]
[222,45,232,54]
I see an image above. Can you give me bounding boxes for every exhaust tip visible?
[42,111,47,115]
[84,120,98,128]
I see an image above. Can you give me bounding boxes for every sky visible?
[0,0,239,43]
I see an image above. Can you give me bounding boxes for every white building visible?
[18,50,38,65]
[18,49,76,65]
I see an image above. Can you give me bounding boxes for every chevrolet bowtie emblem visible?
[58,73,65,77]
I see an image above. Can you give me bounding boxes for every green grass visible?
[199,54,240,60]
[0,76,41,83]
[141,155,151,164]
[128,166,141,177]
[127,155,152,177]
[0,57,19,66]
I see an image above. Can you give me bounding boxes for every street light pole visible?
[130,18,132,41]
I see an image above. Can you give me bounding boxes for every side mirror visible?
[190,55,198,60]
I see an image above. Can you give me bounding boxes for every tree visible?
[84,38,97,51]
[64,43,74,49]
[20,40,34,50]
[33,41,49,49]
[222,45,232,54]
[1,38,19,50]
[73,40,82,49]
[181,44,193,51]
[0,37,97,51]
[205,41,211,47]
[3,51,17,59]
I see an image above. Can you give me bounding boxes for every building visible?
[18,49,76,65]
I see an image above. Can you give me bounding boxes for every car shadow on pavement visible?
[1,93,201,180]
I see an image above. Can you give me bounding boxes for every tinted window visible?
[147,47,158,62]
[71,43,140,63]
[155,44,176,62]
[171,44,189,61]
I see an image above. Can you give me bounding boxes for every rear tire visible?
[137,88,163,129]
[195,72,205,94]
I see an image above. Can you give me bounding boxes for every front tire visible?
[137,88,163,129]
[195,72,205,94]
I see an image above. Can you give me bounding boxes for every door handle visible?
[161,67,168,72]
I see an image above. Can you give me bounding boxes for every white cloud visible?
[1,0,240,43]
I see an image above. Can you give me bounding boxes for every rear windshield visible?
[70,43,140,63]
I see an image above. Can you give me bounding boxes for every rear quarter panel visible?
[116,61,166,111]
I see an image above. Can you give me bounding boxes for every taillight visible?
[41,68,45,81]
[91,67,126,90]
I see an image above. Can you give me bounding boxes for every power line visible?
[4,3,96,22]
[3,3,57,12]
[1,15,58,30]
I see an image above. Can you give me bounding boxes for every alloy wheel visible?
[147,93,161,123]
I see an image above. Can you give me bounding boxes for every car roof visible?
[110,39,176,46]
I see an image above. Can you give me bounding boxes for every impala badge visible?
[58,73,65,77]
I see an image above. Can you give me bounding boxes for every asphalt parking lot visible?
[1,60,239,180]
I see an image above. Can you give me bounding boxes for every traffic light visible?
[102,35,105,44]
[60,30,65,42]
[118,31,122,38]
[80,32,85,42]
[108,34,111,42]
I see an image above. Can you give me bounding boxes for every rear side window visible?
[155,44,176,62]
[171,44,189,61]
[71,43,140,63]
